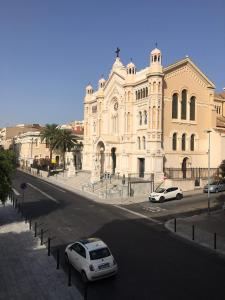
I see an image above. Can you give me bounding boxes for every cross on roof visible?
[115,47,120,58]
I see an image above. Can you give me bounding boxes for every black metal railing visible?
[164,168,219,180]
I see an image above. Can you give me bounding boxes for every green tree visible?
[219,160,225,178]
[54,129,77,170]
[0,149,15,204]
[40,124,59,169]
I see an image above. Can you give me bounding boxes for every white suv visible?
[149,187,183,203]
[65,238,118,282]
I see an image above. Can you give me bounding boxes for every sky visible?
[0,0,224,128]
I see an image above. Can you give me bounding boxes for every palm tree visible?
[40,124,59,170]
[54,129,77,170]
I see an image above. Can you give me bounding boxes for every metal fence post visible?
[56,249,60,269]
[68,263,71,286]
[29,219,32,230]
[41,229,44,245]
[34,222,37,237]
[192,225,195,240]
[214,233,217,250]
[48,238,51,256]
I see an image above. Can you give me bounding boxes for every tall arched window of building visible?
[190,96,196,121]
[190,134,195,151]
[146,87,148,97]
[143,136,146,149]
[139,111,142,125]
[135,91,138,100]
[182,133,186,151]
[138,90,140,100]
[127,112,131,132]
[172,93,178,119]
[172,133,177,150]
[181,89,187,120]
[158,82,161,93]
[137,137,141,149]
[143,88,145,98]
[144,110,147,125]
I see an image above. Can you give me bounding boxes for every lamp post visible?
[206,130,211,215]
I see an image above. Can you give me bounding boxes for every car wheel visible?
[159,196,165,203]
[215,189,219,193]
[176,193,182,200]
[65,253,69,264]
[81,270,88,283]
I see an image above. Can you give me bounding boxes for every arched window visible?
[146,87,148,97]
[138,90,140,100]
[172,93,178,119]
[143,88,145,98]
[144,110,147,124]
[135,91,138,100]
[181,89,187,120]
[190,96,196,121]
[182,133,186,151]
[158,82,161,93]
[172,133,177,150]
[140,90,143,99]
[139,111,142,125]
[137,137,141,149]
[127,112,131,132]
[153,82,156,92]
[143,136,146,149]
[190,134,195,151]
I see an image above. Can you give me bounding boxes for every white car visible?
[149,187,183,203]
[65,238,118,282]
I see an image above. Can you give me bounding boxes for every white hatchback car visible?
[65,238,118,282]
[149,187,183,203]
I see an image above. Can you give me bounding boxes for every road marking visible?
[143,206,166,213]
[27,183,59,203]
[37,179,66,193]
[113,205,162,225]
[12,188,20,196]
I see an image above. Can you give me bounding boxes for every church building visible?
[83,47,225,183]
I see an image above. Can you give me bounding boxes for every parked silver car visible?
[203,179,225,193]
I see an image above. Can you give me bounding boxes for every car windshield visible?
[155,188,166,193]
[89,247,111,260]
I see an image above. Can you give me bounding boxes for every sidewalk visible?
[0,201,82,300]
[21,168,203,205]
[165,210,225,258]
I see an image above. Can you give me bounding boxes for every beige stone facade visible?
[83,48,225,181]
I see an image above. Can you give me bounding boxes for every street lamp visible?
[206,130,212,215]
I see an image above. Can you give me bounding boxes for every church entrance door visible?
[111,147,116,175]
[138,158,145,178]
[182,157,189,179]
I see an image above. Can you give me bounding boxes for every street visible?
[12,170,225,300]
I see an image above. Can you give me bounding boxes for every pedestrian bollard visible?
[174,218,177,232]
[214,233,217,250]
[48,238,51,256]
[84,282,88,300]
[192,225,195,240]
[41,229,44,245]
[34,222,37,237]
[68,263,72,286]
[29,219,32,230]
[56,249,60,269]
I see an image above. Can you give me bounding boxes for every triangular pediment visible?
[104,71,125,100]
[164,58,215,89]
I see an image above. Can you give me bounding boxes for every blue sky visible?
[0,0,224,127]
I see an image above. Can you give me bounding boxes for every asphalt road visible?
[12,170,225,300]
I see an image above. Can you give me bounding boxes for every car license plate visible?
[98,263,110,270]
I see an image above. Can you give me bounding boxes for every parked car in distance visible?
[149,187,183,203]
[203,179,225,193]
[65,238,118,282]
